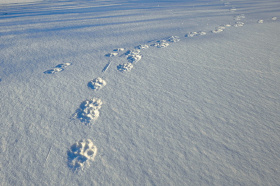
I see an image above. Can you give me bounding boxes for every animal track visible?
[55,63,71,68]
[150,40,169,48]
[167,36,180,42]
[44,68,63,74]
[44,63,71,74]
[185,32,206,37]
[124,49,141,56]
[135,44,149,49]
[74,98,103,124]
[63,0,276,172]
[127,54,142,63]
[117,63,133,72]
[67,139,97,171]
[233,21,245,27]
[88,77,107,91]
[113,48,125,52]
[105,53,118,57]
[212,26,226,34]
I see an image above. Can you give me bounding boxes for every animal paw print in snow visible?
[67,139,98,171]
[74,98,103,124]
[88,77,107,91]
[44,63,71,74]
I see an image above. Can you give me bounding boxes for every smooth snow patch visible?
[234,14,245,20]
[0,0,40,4]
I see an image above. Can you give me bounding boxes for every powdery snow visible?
[0,0,280,185]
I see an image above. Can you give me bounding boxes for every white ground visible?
[0,0,280,185]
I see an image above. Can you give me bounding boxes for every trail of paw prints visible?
[44,62,72,74]
[67,139,97,171]
[111,36,180,72]
[73,98,102,125]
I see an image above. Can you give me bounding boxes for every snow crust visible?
[0,0,41,5]
[0,0,280,185]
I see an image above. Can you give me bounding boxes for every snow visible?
[0,0,280,185]
[0,0,40,4]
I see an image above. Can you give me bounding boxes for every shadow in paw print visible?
[43,68,63,74]
[67,150,87,171]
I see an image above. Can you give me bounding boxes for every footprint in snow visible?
[73,98,103,124]
[233,21,245,27]
[44,62,71,74]
[127,54,142,63]
[167,36,180,42]
[67,139,97,171]
[185,31,206,37]
[135,44,149,49]
[113,48,125,52]
[211,26,226,34]
[150,40,170,48]
[105,52,118,57]
[117,63,133,72]
[88,77,107,91]
[124,49,141,56]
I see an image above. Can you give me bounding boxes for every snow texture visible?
[0,0,280,185]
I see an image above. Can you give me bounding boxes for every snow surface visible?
[0,0,41,5]
[0,0,280,185]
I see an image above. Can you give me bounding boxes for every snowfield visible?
[0,0,280,185]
